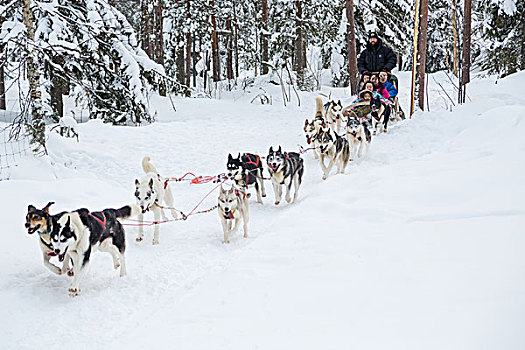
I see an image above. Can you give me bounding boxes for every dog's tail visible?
[115,204,141,221]
[142,156,158,174]
[315,97,324,118]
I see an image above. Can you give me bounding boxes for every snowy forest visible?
[1,0,524,150]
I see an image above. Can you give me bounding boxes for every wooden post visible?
[459,0,471,104]
[417,0,429,111]
[452,0,459,76]
[410,0,421,117]
[345,0,358,95]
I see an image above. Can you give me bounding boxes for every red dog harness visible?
[89,211,107,231]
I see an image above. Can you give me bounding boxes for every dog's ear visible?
[304,119,308,126]
[228,153,232,161]
[278,145,282,153]
[237,153,241,159]
[269,146,273,154]
[148,178,154,189]
[338,100,342,107]
[27,204,36,212]
[135,179,140,187]
[43,202,55,214]
[65,216,71,229]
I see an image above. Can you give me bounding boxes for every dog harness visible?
[88,211,107,231]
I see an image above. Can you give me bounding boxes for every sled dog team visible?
[24,95,393,297]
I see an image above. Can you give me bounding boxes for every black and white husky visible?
[370,97,390,135]
[316,127,350,180]
[325,99,344,133]
[135,156,179,245]
[25,202,72,275]
[226,153,266,203]
[218,183,250,243]
[50,205,140,296]
[266,146,304,205]
[345,117,371,160]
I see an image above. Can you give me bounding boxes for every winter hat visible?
[359,90,373,99]
[369,31,378,40]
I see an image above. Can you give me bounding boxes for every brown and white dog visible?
[25,202,73,276]
[316,126,350,180]
[218,183,250,243]
[303,97,326,159]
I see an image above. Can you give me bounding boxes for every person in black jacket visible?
[357,31,397,74]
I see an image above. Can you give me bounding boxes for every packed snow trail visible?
[1,72,524,349]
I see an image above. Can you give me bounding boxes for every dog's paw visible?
[274,201,280,205]
[68,287,81,297]
[152,239,159,245]
[285,197,292,203]
[223,240,230,244]
[67,270,74,277]
[322,175,327,180]
[136,236,143,242]
[243,233,248,238]
[114,262,121,270]
[262,194,267,197]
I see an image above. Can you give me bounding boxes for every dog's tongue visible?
[47,252,57,257]
[307,138,311,145]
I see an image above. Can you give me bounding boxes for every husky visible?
[303,97,327,159]
[25,202,73,276]
[50,205,140,297]
[345,117,372,160]
[226,153,266,203]
[316,127,350,180]
[266,146,304,205]
[370,97,391,135]
[135,156,179,245]
[218,183,250,243]
[325,100,344,133]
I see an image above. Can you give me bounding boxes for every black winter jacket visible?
[357,39,397,74]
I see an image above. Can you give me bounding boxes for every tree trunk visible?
[185,0,191,86]
[210,0,220,82]
[459,0,471,104]
[345,0,358,95]
[452,0,459,76]
[294,0,304,87]
[261,0,269,74]
[141,0,154,58]
[226,17,234,81]
[416,0,429,111]
[154,0,164,65]
[176,34,185,85]
[22,0,45,151]
[518,0,525,70]
[49,56,64,120]
[233,0,239,78]
[0,56,5,110]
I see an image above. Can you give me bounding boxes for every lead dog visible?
[135,156,179,244]
[25,202,72,275]
[218,183,250,243]
[316,127,350,180]
[266,146,304,205]
[226,153,266,203]
[345,117,371,160]
[50,204,140,296]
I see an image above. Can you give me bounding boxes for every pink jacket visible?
[375,84,390,99]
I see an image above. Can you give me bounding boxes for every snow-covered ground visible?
[1,71,524,349]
